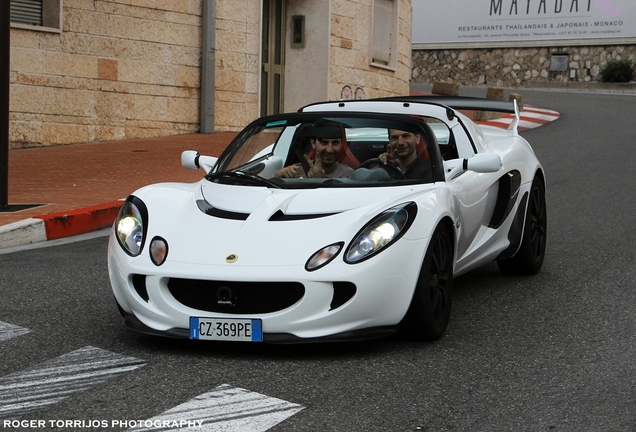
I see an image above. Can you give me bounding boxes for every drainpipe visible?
[0,1,10,210]
[200,0,216,133]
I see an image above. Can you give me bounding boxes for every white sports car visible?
[108,96,546,343]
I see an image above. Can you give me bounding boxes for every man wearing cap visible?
[273,124,354,179]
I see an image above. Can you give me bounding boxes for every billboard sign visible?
[412,0,635,46]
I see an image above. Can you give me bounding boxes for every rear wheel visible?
[402,224,454,341]
[497,176,547,275]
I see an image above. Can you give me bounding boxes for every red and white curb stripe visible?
[0,200,122,250]
[477,104,561,131]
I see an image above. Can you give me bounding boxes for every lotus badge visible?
[226,254,238,263]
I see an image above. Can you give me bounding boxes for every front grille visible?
[168,278,305,314]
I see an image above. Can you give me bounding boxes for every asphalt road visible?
[1,89,635,431]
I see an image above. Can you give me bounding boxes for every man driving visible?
[378,128,432,181]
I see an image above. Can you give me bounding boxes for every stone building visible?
[7,0,412,148]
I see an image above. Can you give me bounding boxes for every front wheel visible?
[401,224,454,341]
[497,176,547,275]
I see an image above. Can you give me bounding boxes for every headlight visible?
[306,242,343,271]
[115,197,148,257]
[345,202,417,264]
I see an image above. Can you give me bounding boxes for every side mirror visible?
[181,150,200,170]
[465,153,501,173]
[181,150,218,174]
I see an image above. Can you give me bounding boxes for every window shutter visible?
[10,0,43,26]
[371,0,393,65]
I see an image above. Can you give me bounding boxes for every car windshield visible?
[210,113,446,188]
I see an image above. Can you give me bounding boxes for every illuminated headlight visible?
[115,197,148,257]
[306,242,343,271]
[150,236,168,266]
[345,202,417,264]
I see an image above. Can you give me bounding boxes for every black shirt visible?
[403,157,432,181]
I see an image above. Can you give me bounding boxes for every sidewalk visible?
[0,93,560,250]
[0,133,236,249]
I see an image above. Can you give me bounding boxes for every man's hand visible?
[378,142,399,166]
[272,163,303,178]
[305,152,326,178]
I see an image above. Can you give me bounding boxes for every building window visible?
[10,0,62,33]
[370,0,397,69]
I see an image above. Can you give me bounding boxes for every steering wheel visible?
[356,158,404,180]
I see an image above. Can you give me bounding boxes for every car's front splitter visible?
[120,308,399,344]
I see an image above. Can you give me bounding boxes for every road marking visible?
[0,346,146,420]
[127,384,304,432]
[0,321,30,342]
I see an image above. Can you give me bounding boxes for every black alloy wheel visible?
[402,224,454,341]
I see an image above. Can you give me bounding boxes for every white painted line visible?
[0,321,30,342]
[0,346,145,420]
[518,119,549,129]
[521,112,560,122]
[524,105,561,116]
[127,384,304,432]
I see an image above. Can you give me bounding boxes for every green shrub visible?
[600,59,635,83]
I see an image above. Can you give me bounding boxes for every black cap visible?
[306,123,342,139]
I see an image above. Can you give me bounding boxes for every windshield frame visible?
[210,111,446,188]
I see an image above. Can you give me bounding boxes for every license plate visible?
[189,317,263,342]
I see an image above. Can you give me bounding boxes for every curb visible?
[0,201,123,249]
[34,200,123,240]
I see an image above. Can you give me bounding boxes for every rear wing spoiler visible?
[300,95,521,136]
[368,96,515,113]
[366,96,521,136]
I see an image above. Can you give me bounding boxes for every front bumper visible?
[108,232,429,343]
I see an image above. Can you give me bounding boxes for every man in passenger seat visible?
[273,124,354,179]
[378,129,432,181]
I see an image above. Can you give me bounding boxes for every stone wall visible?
[329,0,411,101]
[412,45,636,88]
[9,0,203,148]
[214,0,260,132]
[8,0,413,147]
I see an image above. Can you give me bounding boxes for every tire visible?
[401,224,454,341]
[497,176,547,275]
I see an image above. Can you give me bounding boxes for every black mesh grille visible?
[168,278,305,314]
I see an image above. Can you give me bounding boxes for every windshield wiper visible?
[206,171,282,188]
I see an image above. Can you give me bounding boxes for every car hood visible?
[200,181,413,216]
[136,181,437,267]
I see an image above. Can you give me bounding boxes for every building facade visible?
[7,0,412,148]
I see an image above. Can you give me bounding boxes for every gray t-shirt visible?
[301,163,354,178]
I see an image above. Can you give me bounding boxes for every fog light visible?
[150,236,168,266]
